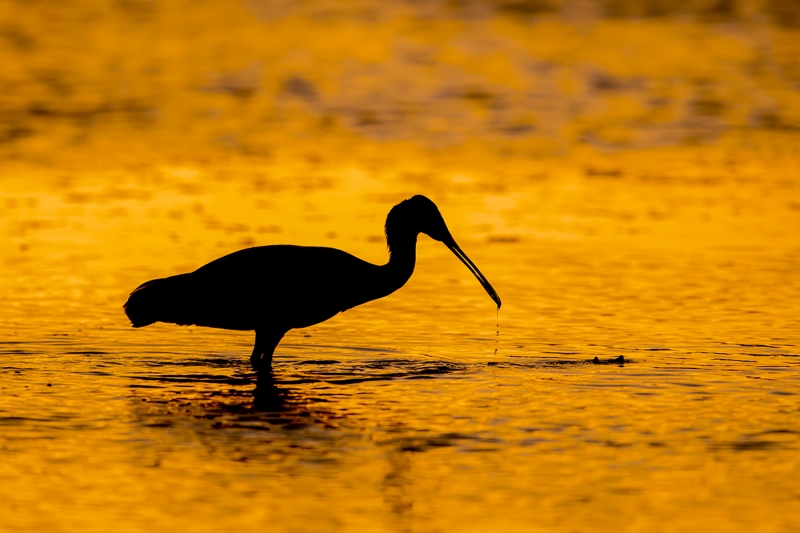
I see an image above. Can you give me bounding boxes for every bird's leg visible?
[250,330,265,370]
[258,330,285,372]
[250,329,286,372]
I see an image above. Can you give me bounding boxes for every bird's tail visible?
[123,274,195,328]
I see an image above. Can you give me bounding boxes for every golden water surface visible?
[1,1,800,531]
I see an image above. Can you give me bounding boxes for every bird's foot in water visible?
[250,353,274,373]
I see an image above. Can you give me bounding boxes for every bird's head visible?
[385,195,502,309]
[385,195,452,245]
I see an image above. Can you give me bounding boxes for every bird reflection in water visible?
[252,371,291,412]
[124,195,501,372]
[131,367,335,431]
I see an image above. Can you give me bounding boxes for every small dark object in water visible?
[124,195,501,372]
[591,355,626,365]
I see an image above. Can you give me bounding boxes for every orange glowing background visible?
[1,1,799,531]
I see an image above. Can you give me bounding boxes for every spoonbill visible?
[123,195,501,371]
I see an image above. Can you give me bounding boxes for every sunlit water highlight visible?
[1,154,799,532]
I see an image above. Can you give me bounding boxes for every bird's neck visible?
[383,233,417,291]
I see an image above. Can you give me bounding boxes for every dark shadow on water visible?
[124,354,637,446]
[118,354,658,465]
[126,354,632,416]
[125,356,470,433]
[127,369,337,434]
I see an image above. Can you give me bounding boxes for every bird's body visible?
[124,195,500,371]
[126,245,413,332]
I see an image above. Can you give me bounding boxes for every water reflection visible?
[253,373,293,412]
[126,355,476,438]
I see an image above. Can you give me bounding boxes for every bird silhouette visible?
[124,195,501,372]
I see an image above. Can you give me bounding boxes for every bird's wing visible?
[190,245,385,329]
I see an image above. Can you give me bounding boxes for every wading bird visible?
[124,195,501,371]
